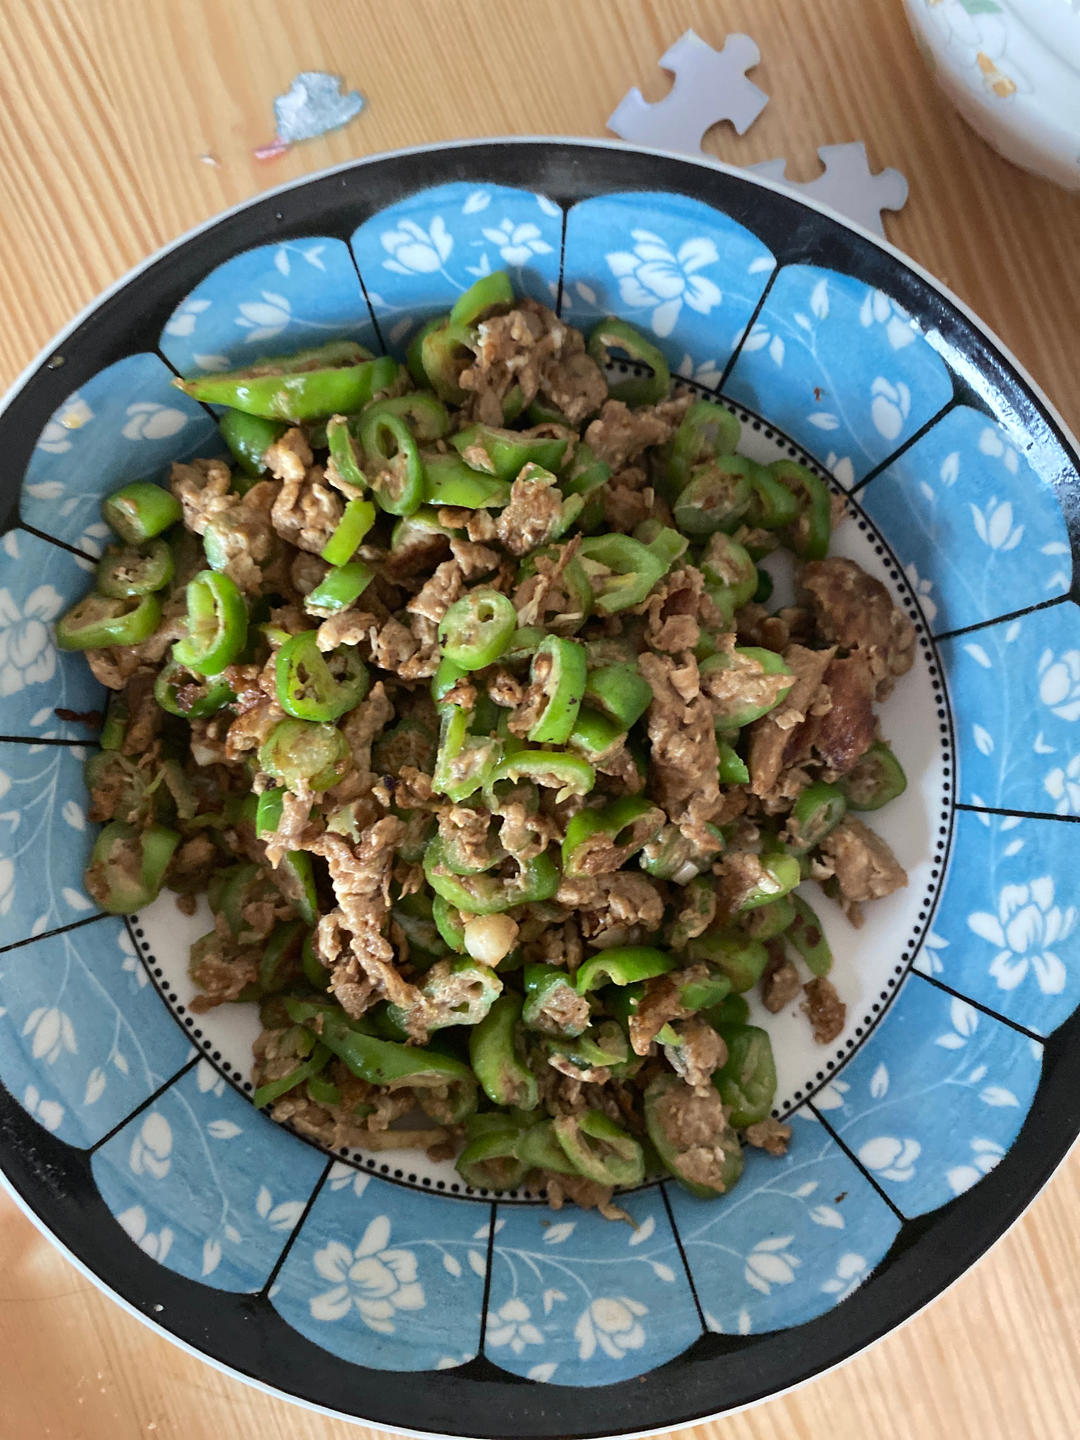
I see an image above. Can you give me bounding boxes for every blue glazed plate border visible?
[0,140,1077,1438]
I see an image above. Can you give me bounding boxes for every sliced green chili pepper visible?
[587,317,670,406]
[253,1041,331,1110]
[700,647,793,728]
[562,442,611,533]
[553,1110,645,1188]
[285,998,477,1121]
[518,1118,578,1175]
[839,740,908,811]
[258,919,305,994]
[578,533,667,614]
[547,1020,630,1070]
[102,481,182,545]
[274,630,369,722]
[770,459,832,560]
[304,561,374,615]
[384,956,503,1037]
[85,821,180,913]
[565,708,625,765]
[672,455,754,537]
[788,893,833,976]
[456,1114,532,1191]
[153,660,234,719]
[424,837,559,914]
[219,409,286,478]
[517,545,594,634]
[431,656,468,704]
[439,588,517,670]
[306,1074,342,1107]
[99,694,128,751]
[258,718,350,792]
[583,662,653,730]
[451,424,568,481]
[713,1024,777,1128]
[716,740,749,786]
[489,748,595,803]
[687,932,769,993]
[634,520,688,569]
[740,854,802,911]
[325,415,368,492]
[699,532,758,622]
[522,635,586,744]
[665,399,741,497]
[359,410,424,516]
[745,460,802,530]
[449,270,513,327]
[707,992,751,1027]
[562,796,665,877]
[362,390,450,442]
[522,963,589,1037]
[301,931,330,991]
[56,592,162,651]
[432,894,467,953]
[469,994,539,1110]
[406,317,443,385]
[419,321,476,403]
[422,452,511,509]
[254,787,285,836]
[752,568,774,604]
[741,893,796,941]
[96,539,174,599]
[172,570,247,676]
[440,809,502,875]
[575,946,675,994]
[433,704,503,802]
[320,497,377,566]
[176,350,393,423]
[785,781,847,854]
[278,851,318,926]
[645,1073,744,1197]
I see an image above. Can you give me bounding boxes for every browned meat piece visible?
[529,979,591,1038]
[628,965,707,1054]
[307,822,422,1026]
[520,915,585,971]
[406,559,465,625]
[603,467,654,534]
[815,816,907,919]
[545,1173,630,1223]
[760,947,802,1012]
[437,804,497,872]
[702,637,794,728]
[170,457,233,533]
[85,644,145,691]
[369,616,420,673]
[639,652,721,847]
[337,682,395,788]
[744,1118,792,1155]
[715,851,773,916]
[271,465,343,554]
[263,788,318,869]
[188,935,260,1012]
[635,565,711,654]
[495,466,564,555]
[486,669,524,709]
[800,557,915,698]
[315,609,378,650]
[290,549,328,596]
[802,976,846,1045]
[555,872,664,946]
[736,604,814,652]
[808,653,877,775]
[458,300,607,427]
[665,1017,727,1094]
[120,669,162,756]
[584,396,690,471]
[512,535,587,631]
[264,426,313,483]
[449,536,499,578]
[649,1078,742,1193]
[746,643,835,802]
[168,833,217,893]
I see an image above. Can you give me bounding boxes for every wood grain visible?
[0,1,1077,1436]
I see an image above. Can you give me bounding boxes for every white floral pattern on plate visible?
[940,602,1080,815]
[861,406,1071,635]
[725,271,953,485]
[915,810,1080,1035]
[0,917,191,1148]
[483,1189,700,1386]
[21,353,219,551]
[666,1109,898,1337]
[560,191,774,377]
[350,183,562,353]
[817,974,1042,1216]
[92,1061,324,1292]
[271,1170,485,1371]
[158,239,378,375]
[0,530,109,739]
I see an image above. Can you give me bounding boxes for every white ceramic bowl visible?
[904,0,1080,190]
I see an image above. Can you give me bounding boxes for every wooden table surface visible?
[1,1,1077,1436]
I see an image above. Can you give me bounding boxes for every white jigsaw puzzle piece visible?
[750,143,909,236]
[608,29,768,156]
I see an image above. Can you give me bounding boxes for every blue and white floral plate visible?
[0,140,1077,1437]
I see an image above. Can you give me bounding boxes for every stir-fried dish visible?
[57,272,914,1216]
